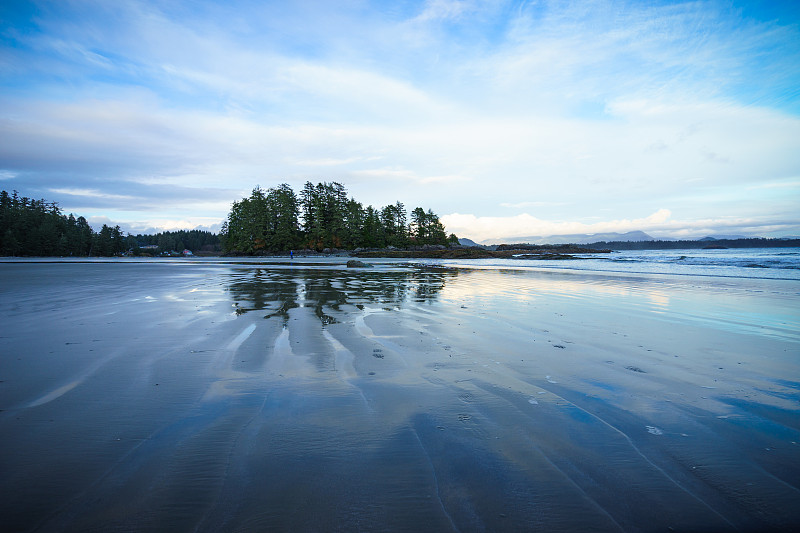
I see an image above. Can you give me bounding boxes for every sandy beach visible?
[1,258,798,532]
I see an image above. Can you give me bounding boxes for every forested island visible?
[220,181,457,253]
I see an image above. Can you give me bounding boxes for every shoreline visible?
[354,245,611,259]
[5,235,800,261]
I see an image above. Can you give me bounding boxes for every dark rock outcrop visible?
[346,260,373,268]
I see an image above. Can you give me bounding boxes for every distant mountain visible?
[482,231,655,246]
[458,237,480,247]
[699,234,748,241]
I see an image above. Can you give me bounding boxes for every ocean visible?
[433,247,800,281]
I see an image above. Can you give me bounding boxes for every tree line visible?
[130,230,220,255]
[221,181,457,253]
[2,183,456,257]
[1,189,220,257]
[0,190,125,256]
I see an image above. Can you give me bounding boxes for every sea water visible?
[435,247,800,281]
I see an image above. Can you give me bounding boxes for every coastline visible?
[354,244,610,259]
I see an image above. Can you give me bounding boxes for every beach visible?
[1,257,798,531]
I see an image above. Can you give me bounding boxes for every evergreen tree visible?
[410,207,448,246]
[361,206,383,248]
[381,202,408,247]
[411,207,427,244]
[265,183,300,250]
[300,181,317,235]
[75,216,93,255]
[343,198,365,248]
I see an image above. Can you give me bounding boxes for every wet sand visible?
[1,259,798,532]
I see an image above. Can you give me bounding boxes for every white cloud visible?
[418,174,472,184]
[292,156,381,167]
[442,209,673,241]
[350,168,470,186]
[49,188,136,201]
[86,215,223,235]
[3,91,798,234]
[501,201,568,208]
[414,0,472,23]
[746,179,800,190]
[443,208,800,242]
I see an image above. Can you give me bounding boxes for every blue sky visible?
[1,0,799,241]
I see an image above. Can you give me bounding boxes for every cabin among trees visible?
[129,229,220,256]
[221,181,457,253]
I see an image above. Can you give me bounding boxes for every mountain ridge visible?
[480,231,655,246]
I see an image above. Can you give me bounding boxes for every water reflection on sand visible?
[1,260,798,532]
[226,265,455,323]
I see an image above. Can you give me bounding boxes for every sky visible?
[1,0,799,242]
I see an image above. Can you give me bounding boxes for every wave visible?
[595,249,800,271]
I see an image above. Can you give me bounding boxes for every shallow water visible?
[1,259,798,531]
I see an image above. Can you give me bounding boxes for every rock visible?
[513,253,577,260]
[347,260,373,268]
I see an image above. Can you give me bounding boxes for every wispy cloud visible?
[292,156,382,167]
[414,0,471,22]
[48,188,136,202]
[501,201,568,209]
[746,179,800,190]
[418,174,472,184]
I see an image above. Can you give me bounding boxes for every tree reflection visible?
[226,266,456,325]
